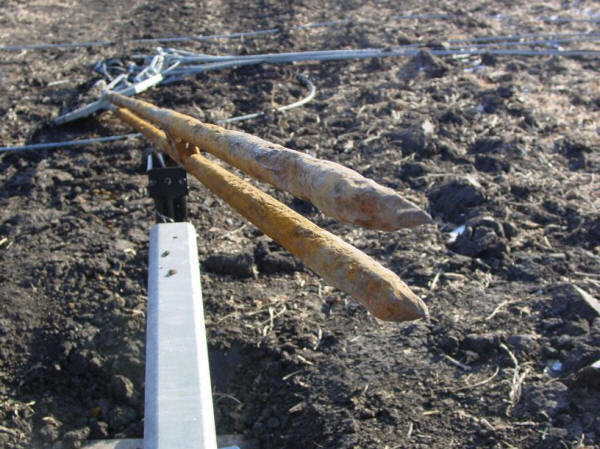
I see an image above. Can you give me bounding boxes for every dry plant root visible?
[107,92,430,231]
[113,107,428,322]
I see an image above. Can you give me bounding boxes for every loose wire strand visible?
[0,133,142,153]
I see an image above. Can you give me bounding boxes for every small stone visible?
[111,295,126,309]
[114,239,135,252]
[541,346,560,359]
[395,31,412,45]
[359,408,376,419]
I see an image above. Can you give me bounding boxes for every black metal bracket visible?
[147,153,188,222]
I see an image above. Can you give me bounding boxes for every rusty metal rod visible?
[113,107,428,322]
[106,92,430,232]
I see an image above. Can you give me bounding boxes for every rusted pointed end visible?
[368,277,430,322]
[395,208,432,229]
[379,294,429,322]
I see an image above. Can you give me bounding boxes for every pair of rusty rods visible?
[110,104,428,322]
[105,92,429,231]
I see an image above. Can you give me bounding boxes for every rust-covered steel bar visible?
[112,107,428,322]
[106,92,430,232]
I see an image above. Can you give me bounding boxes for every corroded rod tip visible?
[373,294,429,322]
[395,208,432,229]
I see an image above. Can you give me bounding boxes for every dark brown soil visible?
[1,1,600,448]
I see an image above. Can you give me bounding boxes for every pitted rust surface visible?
[111,105,428,322]
[184,151,429,322]
[107,92,430,231]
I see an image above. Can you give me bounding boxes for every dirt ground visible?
[1,0,600,448]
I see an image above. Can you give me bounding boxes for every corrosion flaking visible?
[106,92,430,231]
[111,107,428,322]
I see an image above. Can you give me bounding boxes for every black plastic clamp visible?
[147,154,188,222]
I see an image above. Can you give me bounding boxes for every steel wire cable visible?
[1,74,317,152]
[0,133,142,153]
[2,11,597,52]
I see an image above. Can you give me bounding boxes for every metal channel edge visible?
[146,222,217,449]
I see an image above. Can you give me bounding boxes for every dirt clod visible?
[110,375,137,406]
[428,177,485,222]
[61,427,90,449]
[39,424,60,443]
[461,332,501,354]
[449,216,508,258]
[517,382,569,419]
[574,362,600,390]
[203,252,255,278]
[551,284,600,322]
[89,421,109,440]
[254,240,303,274]
[506,334,540,355]
[399,49,449,79]
[107,406,137,433]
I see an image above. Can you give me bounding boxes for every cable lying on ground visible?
[0,133,141,153]
[0,13,452,52]
[54,32,600,124]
